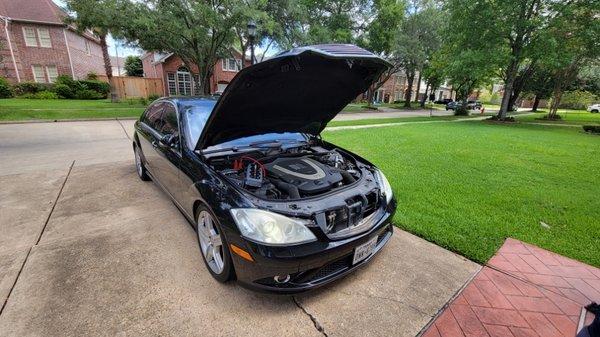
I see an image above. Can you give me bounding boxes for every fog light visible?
[273,274,291,284]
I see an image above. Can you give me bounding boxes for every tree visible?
[116,0,247,95]
[63,0,120,101]
[521,67,554,112]
[299,0,370,45]
[394,1,443,108]
[361,0,404,106]
[544,0,600,118]
[124,56,143,77]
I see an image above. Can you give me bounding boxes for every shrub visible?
[86,72,99,80]
[454,106,469,116]
[13,81,43,95]
[486,115,516,122]
[55,75,76,87]
[79,80,110,97]
[138,97,148,106]
[35,90,59,99]
[0,77,14,98]
[20,90,59,99]
[75,89,103,100]
[53,83,74,99]
[582,125,600,134]
[147,94,160,102]
[559,90,597,110]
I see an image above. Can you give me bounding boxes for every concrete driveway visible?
[0,120,479,337]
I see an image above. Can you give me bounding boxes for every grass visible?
[327,115,485,127]
[323,120,600,267]
[516,110,600,125]
[0,98,147,121]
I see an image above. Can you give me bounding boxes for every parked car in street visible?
[132,44,396,293]
[446,100,482,110]
[434,98,453,105]
[588,104,600,113]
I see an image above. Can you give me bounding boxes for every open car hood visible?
[195,44,390,150]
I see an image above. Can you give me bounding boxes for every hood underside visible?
[196,44,390,150]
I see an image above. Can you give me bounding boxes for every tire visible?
[195,205,235,283]
[592,109,599,113]
[134,144,151,181]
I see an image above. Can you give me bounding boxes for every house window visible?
[46,65,58,83]
[177,67,192,96]
[167,73,177,95]
[84,40,91,55]
[222,58,241,72]
[217,83,228,93]
[37,28,52,48]
[32,65,46,83]
[23,27,38,47]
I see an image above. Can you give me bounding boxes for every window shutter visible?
[37,28,52,48]
[23,27,38,47]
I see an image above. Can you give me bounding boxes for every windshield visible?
[184,100,308,151]
[183,100,217,149]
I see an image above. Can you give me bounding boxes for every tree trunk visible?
[531,95,540,112]
[404,71,415,108]
[414,71,422,102]
[366,86,375,107]
[498,59,519,119]
[420,83,429,108]
[99,34,116,102]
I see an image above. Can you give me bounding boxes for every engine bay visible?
[209,146,362,200]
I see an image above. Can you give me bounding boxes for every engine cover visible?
[265,157,343,195]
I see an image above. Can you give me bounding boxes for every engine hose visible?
[273,180,301,199]
[340,170,356,184]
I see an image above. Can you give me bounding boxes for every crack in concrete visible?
[116,119,132,141]
[292,296,328,337]
[328,288,432,317]
[0,161,75,317]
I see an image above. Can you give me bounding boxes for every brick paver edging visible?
[420,238,599,337]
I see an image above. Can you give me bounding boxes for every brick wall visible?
[0,21,105,83]
[65,29,105,79]
[8,22,74,82]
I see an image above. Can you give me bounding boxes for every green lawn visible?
[0,98,147,121]
[327,115,485,127]
[323,121,600,267]
[516,111,600,125]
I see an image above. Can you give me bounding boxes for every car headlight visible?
[374,169,393,203]
[230,209,317,246]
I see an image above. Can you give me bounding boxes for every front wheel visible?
[134,145,150,181]
[196,205,234,283]
[592,109,599,113]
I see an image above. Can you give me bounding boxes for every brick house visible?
[364,71,455,104]
[0,0,105,84]
[141,51,251,96]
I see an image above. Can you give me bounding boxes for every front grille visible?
[297,255,353,284]
[321,190,380,235]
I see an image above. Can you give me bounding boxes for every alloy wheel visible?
[197,210,225,274]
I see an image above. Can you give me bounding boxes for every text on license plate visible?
[353,237,377,265]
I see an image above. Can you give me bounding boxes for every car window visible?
[183,101,217,149]
[160,103,179,136]
[143,102,165,131]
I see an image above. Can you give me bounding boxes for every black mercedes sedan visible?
[132,44,397,293]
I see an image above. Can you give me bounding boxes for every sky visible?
[52,0,141,58]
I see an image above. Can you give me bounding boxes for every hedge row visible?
[0,75,110,100]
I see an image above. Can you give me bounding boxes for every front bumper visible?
[229,206,395,294]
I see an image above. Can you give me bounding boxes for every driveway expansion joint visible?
[0,161,74,318]
[293,296,328,337]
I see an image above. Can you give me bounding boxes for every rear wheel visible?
[134,145,150,181]
[592,109,599,113]
[196,205,234,282]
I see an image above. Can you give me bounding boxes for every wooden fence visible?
[97,76,164,99]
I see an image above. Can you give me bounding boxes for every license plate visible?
[352,237,377,265]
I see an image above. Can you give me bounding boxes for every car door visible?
[138,101,166,176]
[153,102,186,204]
